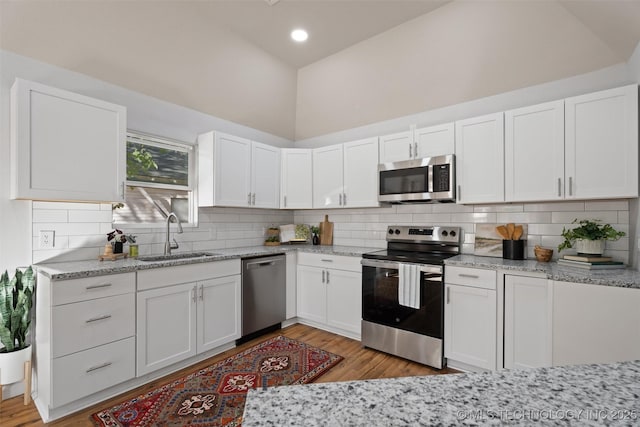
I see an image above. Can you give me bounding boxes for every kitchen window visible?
[113,132,197,226]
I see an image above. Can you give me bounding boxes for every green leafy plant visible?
[310,226,320,235]
[0,267,35,353]
[265,236,279,243]
[558,219,625,252]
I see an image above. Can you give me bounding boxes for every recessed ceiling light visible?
[291,29,308,43]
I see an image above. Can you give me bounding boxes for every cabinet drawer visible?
[445,266,496,290]
[52,273,135,306]
[52,293,135,358]
[52,337,135,407]
[297,252,361,272]
[137,259,241,291]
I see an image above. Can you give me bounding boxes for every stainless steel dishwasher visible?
[240,254,286,342]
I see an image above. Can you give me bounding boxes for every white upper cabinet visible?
[455,112,505,204]
[11,78,126,202]
[198,131,280,208]
[280,149,313,209]
[379,124,454,163]
[565,85,638,199]
[414,122,455,159]
[505,100,565,202]
[313,137,378,209]
[379,130,413,163]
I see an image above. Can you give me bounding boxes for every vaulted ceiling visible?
[2,0,640,140]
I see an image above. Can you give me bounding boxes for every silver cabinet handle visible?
[558,178,562,197]
[321,259,334,262]
[459,274,480,279]
[339,193,343,205]
[457,185,461,201]
[446,287,450,304]
[120,182,125,199]
[248,192,252,205]
[322,270,325,283]
[252,193,256,205]
[192,285,197,303]
[199,285,204,301]
[85,314,112,324]
[86,283,112,290]
[569,177,573,196]
[326,270,330,284]
[414,142,418,158]
[409,144,412,158]
[343,193,347,206]
[284,195,287,208]
[86,362,112,373]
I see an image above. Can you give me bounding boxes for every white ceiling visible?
[198,0,451,68]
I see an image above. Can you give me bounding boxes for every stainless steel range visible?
[361,225,461,369]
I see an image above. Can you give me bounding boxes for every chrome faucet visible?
[164,212,183,255]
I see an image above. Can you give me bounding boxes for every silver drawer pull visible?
[86,362,112,373]
[459,274,480,279]
[321,259,334,262]
[85,314,112,323]
[86,283,112,290]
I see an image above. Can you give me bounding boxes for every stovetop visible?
[362,249,457,265]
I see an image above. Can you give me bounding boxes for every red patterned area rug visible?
[91,335,343,427]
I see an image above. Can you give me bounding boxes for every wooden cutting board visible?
[319,215,334,246]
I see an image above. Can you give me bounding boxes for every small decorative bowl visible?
[534,245,553,262]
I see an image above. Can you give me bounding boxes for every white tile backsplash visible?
[32,199,631,264]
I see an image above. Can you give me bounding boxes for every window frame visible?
[112,131,198,228]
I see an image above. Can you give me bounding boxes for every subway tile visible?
[451,212,497,223]
[619,211,630,224]
[523,201,585,212]
[69,210,113,223]
[432,203,473,213]
[551,211,618,224]
[411,213,452,223]
[33,201,101,210]
[396,204,433,214]
[68,235,105,249]
[496,212,552,224]
[527,224,566,235]
[473,204,524,213]
[585,200,629,211]
[33,209,68,223]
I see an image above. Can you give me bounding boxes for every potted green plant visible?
[558,219,625,254]
[0,267,35,400]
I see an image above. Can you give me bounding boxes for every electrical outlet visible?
[40,230,55,249]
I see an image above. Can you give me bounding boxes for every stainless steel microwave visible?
[378,154,455,203]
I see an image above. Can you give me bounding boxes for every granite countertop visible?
[446,254,640,289]
[243,360,640,426]
[35,245,374,280]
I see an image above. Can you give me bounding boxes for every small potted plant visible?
[558,219,625,254]
[107,229,128,253]
[0,267,35,403]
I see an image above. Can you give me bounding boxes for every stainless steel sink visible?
[137,252,219,262]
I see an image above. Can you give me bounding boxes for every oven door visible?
[361,259,443,339]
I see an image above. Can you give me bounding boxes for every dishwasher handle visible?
[244,255,284,270]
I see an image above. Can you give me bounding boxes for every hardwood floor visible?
[0,324,457,426]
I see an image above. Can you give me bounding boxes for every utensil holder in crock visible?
[503,240,525,260]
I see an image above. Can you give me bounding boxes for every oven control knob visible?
[394,229,400,235]
[450,230,457,237]
[442,230,448,237]
[388,229,394,235]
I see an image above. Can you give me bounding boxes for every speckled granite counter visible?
[243,360,640,426]
[446,254,640,289]
[35,245,374,280]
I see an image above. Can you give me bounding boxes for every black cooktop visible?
[362,249,456,265]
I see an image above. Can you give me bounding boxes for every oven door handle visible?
[361,259,443,275]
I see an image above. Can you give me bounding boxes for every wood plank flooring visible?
[0,324,457,426]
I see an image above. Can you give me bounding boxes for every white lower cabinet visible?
[444,266,497,371]
[503,275,552,370]
[296,253,361,339]
[136,260,241,376]
[35,272,137,414]
[552,280,640,366]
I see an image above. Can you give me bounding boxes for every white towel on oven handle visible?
[398,263,420,309]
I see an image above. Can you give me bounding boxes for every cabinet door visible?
[296,265,327,324]
[136,283,197,376]
[553,280,640,366]
[280,149,313,209]
[414,123,455,158]
[313,144,344,208]
[214,132,252,207]
[565,85,638,199]
[11,78,126,202]
[343,137,379,208]
[197,275,241,354]
[326,269,362,335]
[504,275,552,370]
[379,130,413,163]
[455,113,504,204]
[251,141,280,208]
[444,284,496,370]
[505,101,565,202]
